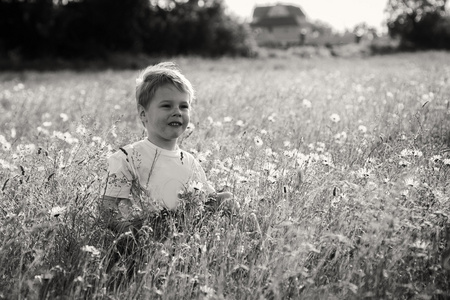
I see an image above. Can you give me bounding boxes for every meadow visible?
[0,52,449,299]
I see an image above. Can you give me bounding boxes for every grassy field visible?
[1,52,450,299]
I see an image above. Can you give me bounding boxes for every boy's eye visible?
[181,105,190,110]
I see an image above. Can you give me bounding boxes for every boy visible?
[100,62,233,235]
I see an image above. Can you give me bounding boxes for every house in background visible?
[250,4,312,46]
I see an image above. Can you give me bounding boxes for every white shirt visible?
[103,139,214,210]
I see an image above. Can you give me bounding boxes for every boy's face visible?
[139,84,190,150]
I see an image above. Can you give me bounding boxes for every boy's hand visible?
[217,192,240,214]
[108,218,143,235]
[108,219,132,234]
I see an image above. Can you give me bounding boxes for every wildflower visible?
[81,245,100,255]
[404,177,419,188]
[283,141,291,147]
[399,159,411,167]
[11,128,16,138]
[386,91,394,98]
[186,122,195,131]
[334,131,347,142]
[400,149,414,157]
[17,144,36,156]
[430,155,441,162]
[53,131,78,144]
[358,125,367,133]
[35,273,53,282]
[200,285,215,298]
[412,150,423,157]
[235,120,244,127]
[0,135,11,151]
[367,157,377,165]
[0,159,17,170]
[302,99,312,108]
[187,181,204,193]
[330,113,341,123]
[267,176,277,184]
[1,142,11,151]
[254,136,263,147]
[59,113,69,122]
[321,154,334,166]
[296,152,309,167]
[13,83,25,91]
[111,125,117,138]
[3,90,12,99]
[263,162,277,173]
[283,148,298,158]
[443,158,450,166]
[114,104,121,110]
[260,129,268,135]
[224,116,232,123]
[421,92,434,102]
[265,148,274,156]
[49,206,67,217]
[356,167,372,179]
[196,150,211,163]
[411,240,429,250]
[76,125,87,135]
[268,113,276,122]
[37,126,50,136]
[222,157,233,168]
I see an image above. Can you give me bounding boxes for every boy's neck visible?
[147,137,178,151]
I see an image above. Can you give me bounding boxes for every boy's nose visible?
[172,108,182,117]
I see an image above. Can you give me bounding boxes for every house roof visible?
[252,5,305,20]
[251,4,306,28]
[251,16,300,27]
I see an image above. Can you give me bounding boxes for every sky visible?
[223,0,388,32]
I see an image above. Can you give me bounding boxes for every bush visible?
[386,0,450,50]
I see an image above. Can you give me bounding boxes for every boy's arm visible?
[99,195,135,234]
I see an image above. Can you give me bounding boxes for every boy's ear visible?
[138,105,146,120]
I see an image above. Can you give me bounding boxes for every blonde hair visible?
[135,62,195,110]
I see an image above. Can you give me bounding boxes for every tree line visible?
[0,0,448,61]
[0,0,255,60]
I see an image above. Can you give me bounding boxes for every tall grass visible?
[0,52,449,299]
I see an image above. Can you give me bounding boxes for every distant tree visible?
[0,0,54,58]
[310,20,333,36]
[142,0,256,56]
[385,0,450,49]
[352,22,379,43]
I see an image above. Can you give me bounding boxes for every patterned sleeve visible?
[191,159,216,195]
[103,150,133,199]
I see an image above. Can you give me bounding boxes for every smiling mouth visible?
[168,122,182,126]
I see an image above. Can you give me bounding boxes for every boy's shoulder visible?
[109,139,201,162]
